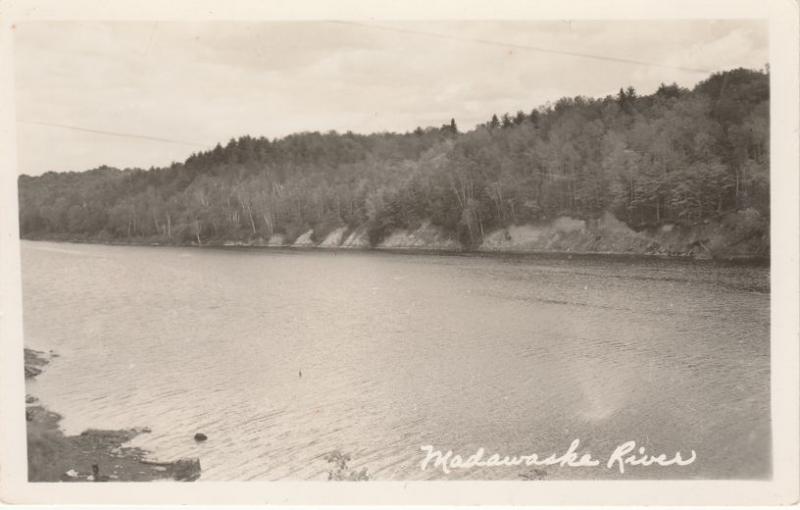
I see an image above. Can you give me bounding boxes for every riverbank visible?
[20,210,770,264]
[21,211,770,267]
[24,348,201,482]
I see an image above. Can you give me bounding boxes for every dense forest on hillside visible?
[18,67,769,251]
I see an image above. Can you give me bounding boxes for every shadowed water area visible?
[22,241,770,480]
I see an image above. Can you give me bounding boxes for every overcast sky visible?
[14,20,767,175]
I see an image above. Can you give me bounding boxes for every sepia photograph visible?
[0,0,797,506]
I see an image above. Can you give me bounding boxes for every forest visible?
[18,67,769,251]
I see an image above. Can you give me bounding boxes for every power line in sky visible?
[18,120,207,148]
[328,20,714,75]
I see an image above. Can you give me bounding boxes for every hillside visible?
[18,67,770,259]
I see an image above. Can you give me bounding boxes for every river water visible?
[21,241,770,480]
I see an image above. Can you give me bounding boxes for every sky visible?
[14,20,767,175]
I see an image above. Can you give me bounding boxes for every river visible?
[21,241,770,480]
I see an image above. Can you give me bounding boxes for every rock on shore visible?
[24,348,50,379]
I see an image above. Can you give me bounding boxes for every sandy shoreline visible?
[24,348,201,482]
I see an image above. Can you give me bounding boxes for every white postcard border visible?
[0,0,797,505]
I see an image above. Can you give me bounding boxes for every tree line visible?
[18,67,769,248]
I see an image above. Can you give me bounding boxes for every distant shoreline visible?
[20,235,770,267]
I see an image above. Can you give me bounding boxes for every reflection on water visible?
[22,241,770,480]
